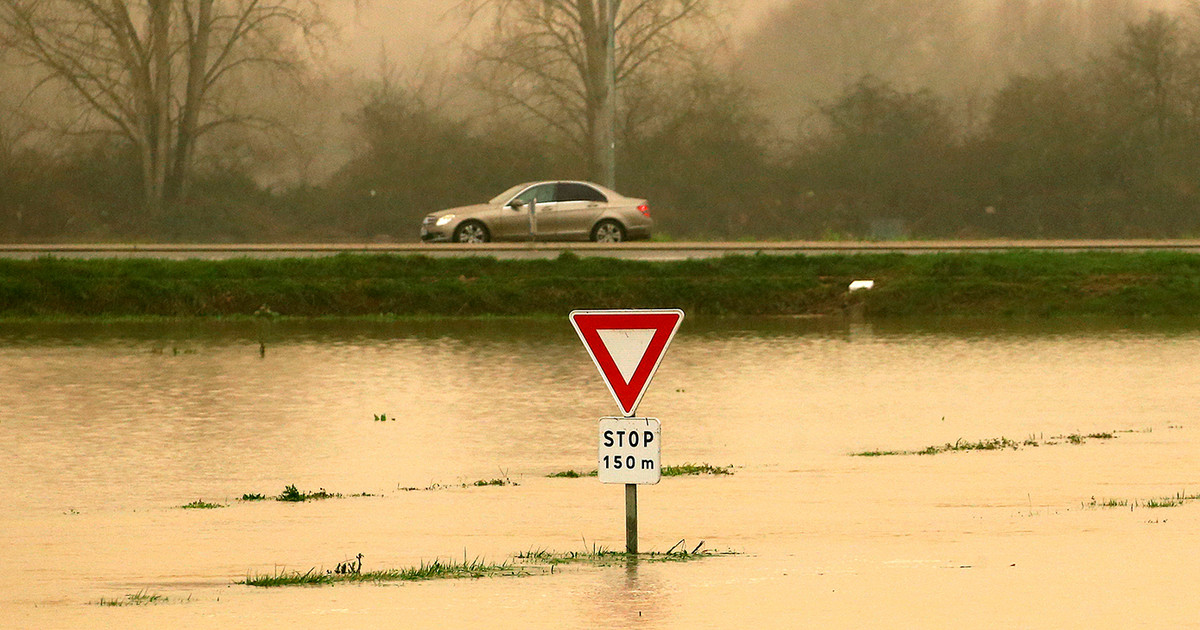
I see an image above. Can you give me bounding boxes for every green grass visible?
[180,500,225,509]
[517,540,732,566]
[96,591,168,606]
[546,463,732,478]
[852,432,1120,457]
[399,473,519,491]
[470,478,517,487]
[7,251,1200,318]
[547,469,593,478]
[243,543,735,588]
[276,484,340,502]
[662,463,734,476]
[1086,498,1130,508]
[242,557,528,587]
[234,486,374,502]
[1086,491,1200,510]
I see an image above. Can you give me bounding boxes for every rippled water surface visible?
[4,317,1200,628]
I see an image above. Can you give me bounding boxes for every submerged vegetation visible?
[95,591,169,606]
[6,251,1200,319]
[180,500,225,510]
[518,540,728,567]
[852,432,1122,457]
[242,556,525,587]
[1084,491,1200,511]
[243,543,733,588]
[663,463,734,476]
[275,484,340,502]
[399,471,519,491]
[547,469,593,478]
[547,463,733,478]
[232,485,374,503]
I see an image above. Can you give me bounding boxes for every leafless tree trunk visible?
[465,0,717,184]
[0,0,324,218]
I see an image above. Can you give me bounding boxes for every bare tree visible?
[463,0,719,184]
[0,0,326,216]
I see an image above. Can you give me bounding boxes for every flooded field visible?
[3,316,1200,628]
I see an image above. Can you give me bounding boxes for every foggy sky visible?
[330,0,1190,75]
[328,0,793,76]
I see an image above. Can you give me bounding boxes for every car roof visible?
[522,180,622,197]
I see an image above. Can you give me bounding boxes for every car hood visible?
[429,203,494,218]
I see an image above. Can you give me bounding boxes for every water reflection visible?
[3,316,1200,517]
[587,557,671,627]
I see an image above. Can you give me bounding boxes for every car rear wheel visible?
[454,220,490,243]
[590,219,625,243]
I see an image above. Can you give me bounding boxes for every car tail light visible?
[638,204,650,217]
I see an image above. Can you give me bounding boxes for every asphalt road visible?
[4,240,1200,260]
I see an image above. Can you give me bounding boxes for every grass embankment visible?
[4,251,1200,318]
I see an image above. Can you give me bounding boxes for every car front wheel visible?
[454,220,490,243]
[590,219,625,243]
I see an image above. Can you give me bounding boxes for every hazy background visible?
[3,0,1199,241]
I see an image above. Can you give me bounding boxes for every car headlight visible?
[436,214,455,226]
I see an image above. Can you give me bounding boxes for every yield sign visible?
[570,309,684,417]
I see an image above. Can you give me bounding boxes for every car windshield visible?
[489,183,535,205]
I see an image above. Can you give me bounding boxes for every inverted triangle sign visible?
[570,309,684,416]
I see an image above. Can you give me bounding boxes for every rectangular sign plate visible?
[598,417,661,485]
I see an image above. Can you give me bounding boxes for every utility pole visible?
[600,0,617,189]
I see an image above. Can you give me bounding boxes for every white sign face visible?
[598,417,661,485]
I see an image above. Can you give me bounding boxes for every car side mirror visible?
[508,199,526,210]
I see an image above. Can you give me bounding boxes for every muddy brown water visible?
[3,317,1200,628]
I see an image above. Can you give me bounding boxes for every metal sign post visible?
[626,485,638,554]
[571,309,682,555]
[528,199,538,241]
[598,416,662,553]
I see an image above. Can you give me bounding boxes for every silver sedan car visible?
[420,181,652,243]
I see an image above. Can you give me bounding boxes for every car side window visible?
[557,183,607,203]
[513,183,556,206]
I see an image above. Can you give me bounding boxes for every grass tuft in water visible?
[853,430,1122,457]
[662,463,734,476]
[517,540,734,566]
[1085,498,1130,508]
[242,556,526,587]
[399,471,519,491]
[96,590,168,606]
[244,542,737,588]
[547,469,595,478]
[1084,491,1200,510]
[471,478,516,487]
[276,484,341,502]
[546,463,733,478]
[180,500,225,509]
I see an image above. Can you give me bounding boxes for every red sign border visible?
[570,309,684,416]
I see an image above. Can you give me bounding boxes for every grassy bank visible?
[3,251,1200,318]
